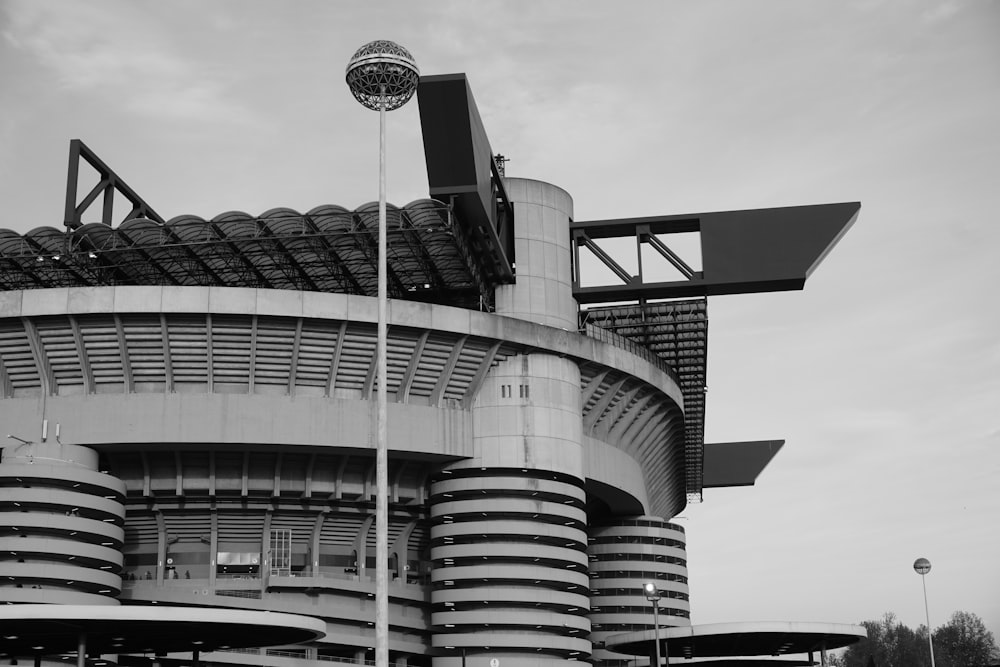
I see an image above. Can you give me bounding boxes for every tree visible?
[833,610,1000,667]
[933,610,999,667]
[837,613,930,667]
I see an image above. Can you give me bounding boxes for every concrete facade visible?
[0,179,690,667]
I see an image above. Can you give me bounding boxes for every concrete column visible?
[495,178,577,330]
[430,178,590,665]
[588,517,691,666]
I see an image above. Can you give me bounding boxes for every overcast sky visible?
[2,0,998,641]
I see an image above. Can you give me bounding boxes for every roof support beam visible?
[397,330,429,403]
[431,335,467,406]
[68,315,95,395]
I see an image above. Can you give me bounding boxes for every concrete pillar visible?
[588,517,691,666]
[495,178,577,330]
[431,180,590,666]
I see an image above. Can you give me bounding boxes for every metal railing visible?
[581,322,678,384]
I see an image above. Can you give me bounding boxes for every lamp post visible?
[346,41,419,667]
[644,582,668,667]
[913,558,936,667]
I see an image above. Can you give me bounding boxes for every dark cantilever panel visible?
[702,440,785,488]
[416,74,515,284]
[572,202,860,302]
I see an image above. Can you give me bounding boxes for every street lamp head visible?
[644,582,661,601]
[914,557,932,575]
[345,40,420,111]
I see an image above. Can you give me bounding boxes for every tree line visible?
[829,610,999,667]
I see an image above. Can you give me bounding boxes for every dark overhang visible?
[572,202,860,302]
[703,440,785,488]
[417,73,515,285]
[606,621,867,659]
[0,604,325,656]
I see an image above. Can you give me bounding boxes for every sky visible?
[2,0,999,642]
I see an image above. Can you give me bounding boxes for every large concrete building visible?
[0,74,859,667]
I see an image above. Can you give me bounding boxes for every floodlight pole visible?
[375,85,390,667]
[645,582,668,667]
[914,558,935,667]
[651,597,661,667]
[346,40,419,667]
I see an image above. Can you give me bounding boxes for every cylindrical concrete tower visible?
[495,178,577,330]
[587,518,691,664]
[430,178,591,666]
[0,441,126,604]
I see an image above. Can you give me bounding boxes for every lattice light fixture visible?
[345,40,420,111]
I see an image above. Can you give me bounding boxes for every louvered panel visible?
[217,511,265,543]
[123,512,159,549]
[268,512,319,542]
[254,316,296,386]
[0,321,40,393]
[385,333,417,394]
[211,315,252,387]
[583,379,612,415]
[34,315,83,391]
[443,337,484,399]
[336,326,376,391]
[319,513,366,546]
[408,523,429,554]
[162,512,211,541]
[407,332,453,397]
[294,320,338,388]
[365,518,408,549]
[76,315,123,388]
[121,315,167,388]
[166,316,209,386]
[601,385,639,432]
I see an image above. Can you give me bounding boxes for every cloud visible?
[1,0,264,127]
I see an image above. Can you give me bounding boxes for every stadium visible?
[0,72,860,667]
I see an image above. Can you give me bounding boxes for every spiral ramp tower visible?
[588,518,690,665]
[0,441,125,605]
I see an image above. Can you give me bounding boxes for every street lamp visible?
[913,558,936,667]
[644,582,669,666]
[346,40,419,667]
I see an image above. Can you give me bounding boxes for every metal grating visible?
[580,299,707,502]
[0,201,507,311]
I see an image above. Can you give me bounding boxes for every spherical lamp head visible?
[643,582,660,601]
[913,557,932,575]
[345,40,420,111]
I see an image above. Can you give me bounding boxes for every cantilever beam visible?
[702,440,785,488]
[572,202,860,302]
[64,139,165,230]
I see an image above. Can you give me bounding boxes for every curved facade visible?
[0,442,126,605]
[0,179,692,667]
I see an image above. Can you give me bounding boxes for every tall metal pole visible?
[345,40,419,667]
[376,87,389,667]
[914,558,935,667]
[921,573,936,667]
[651,599,661,667]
